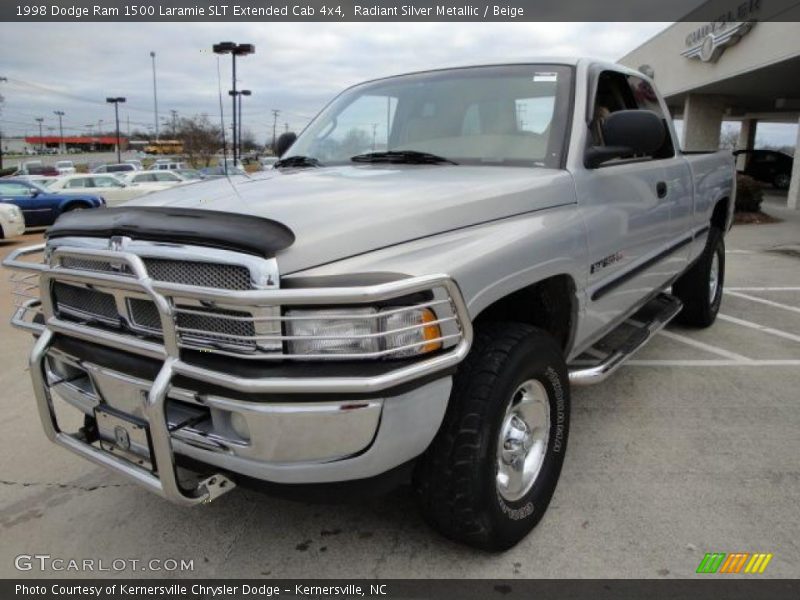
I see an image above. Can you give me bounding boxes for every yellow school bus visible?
[143,140,184,155]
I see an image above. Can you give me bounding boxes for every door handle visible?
[656,181,667,198]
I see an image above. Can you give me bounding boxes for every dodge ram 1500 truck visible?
[4,58,734,550]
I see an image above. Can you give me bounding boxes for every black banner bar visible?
[2,0,800,22]
[4,580,800,600]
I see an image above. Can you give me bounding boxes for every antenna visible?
[216,56,229,176]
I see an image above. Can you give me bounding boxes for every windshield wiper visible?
[351,150,458,165]
[274,155,322,168]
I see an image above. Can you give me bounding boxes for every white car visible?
[92,163,138,175]
[148,161,189,171]
[54,160,76,175]
[0,203,26,240]
[47,174,147,206]
[13,175,60,188]
[120,170,189,191]
[259,156,279,169]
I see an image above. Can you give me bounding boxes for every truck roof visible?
[357,58,646,85]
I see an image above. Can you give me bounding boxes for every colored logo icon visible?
[697,552,774,574]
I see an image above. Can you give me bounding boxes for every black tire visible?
[414,323,570,551]
[673,226,725,327]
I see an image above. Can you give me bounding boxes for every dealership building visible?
[620,9,800,210]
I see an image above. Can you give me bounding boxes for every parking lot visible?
[0,194,797,579]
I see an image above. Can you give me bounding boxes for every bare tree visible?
[720,123,739,150]
[239,128,258,153]
[176,114,221,167]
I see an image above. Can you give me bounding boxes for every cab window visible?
[589,70,673,159]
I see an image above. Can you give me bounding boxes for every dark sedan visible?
[0,178,105,227]
[734,149,794,190]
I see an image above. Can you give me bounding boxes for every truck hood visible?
[125,165,572,273]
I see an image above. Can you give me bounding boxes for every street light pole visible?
[213,42,254,167]
[239,90,251,158]
[150,51,159,141]
[229,90,252,160]
[35,117,44,151]
[271,109,281,151]
[106,97,126,163]
[0,76,7,170]
[54,111,65,153]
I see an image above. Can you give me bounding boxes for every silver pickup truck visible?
[4,58,734,550]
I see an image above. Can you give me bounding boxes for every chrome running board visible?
[568,293,683,386]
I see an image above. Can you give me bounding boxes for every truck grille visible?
[127,298,257,351]
[61,256,252,289]
[53,282,119,324]
[52,257,267,353]
[142,259,251,290]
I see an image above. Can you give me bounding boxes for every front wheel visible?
[414,323,570,551]
[673,226,725,327]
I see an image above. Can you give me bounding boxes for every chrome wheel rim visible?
[709,252,720,303]
[496,379,551,502]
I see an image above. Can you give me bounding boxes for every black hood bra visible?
[46,207,295,258]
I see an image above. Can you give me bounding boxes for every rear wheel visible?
[414,323,570,551]
[673,226,725,327]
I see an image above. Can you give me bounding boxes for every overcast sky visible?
[0,22,795,146]
[0,22,670,140]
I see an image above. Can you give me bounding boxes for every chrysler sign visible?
[682,0,760,62]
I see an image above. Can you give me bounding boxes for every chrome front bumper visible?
[4,243,471,505]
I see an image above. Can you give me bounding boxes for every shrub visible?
[735,173,764,213]
[0,167,16,178]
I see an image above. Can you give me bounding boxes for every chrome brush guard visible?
[3,242,472,505]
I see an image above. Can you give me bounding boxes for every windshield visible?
[286,64,572,168]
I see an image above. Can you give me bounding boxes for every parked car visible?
[0,202,26,240]
[47,174,145,206]
[148,161,189,171]
[124,159,144,170]
[92,163,138,174]
[118,170,189,191]
[54,160,76,175]
[12,174,60,188]
[259,156,279,169]
[174,168,205,181]
[0,178,105,227]
[15,161,59,177]
[733,149,794,189]
[3,59,734,550]
[200,164,247,178]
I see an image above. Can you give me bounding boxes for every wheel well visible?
[473,275,576,354]
[711,197,730,231]
[62,201,90,211]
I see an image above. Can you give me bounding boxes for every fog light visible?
[229,412,250,441]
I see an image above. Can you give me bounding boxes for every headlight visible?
[286,306,442,358]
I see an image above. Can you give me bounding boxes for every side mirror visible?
[275,132,297,157]
[30,189,40,197]
[585,109,666,168]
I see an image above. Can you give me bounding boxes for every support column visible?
[788,116,800,210]
[736,118,757,170]
[682,94,726,151]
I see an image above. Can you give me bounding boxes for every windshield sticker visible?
[533,72,558,83]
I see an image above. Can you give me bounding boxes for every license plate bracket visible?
[94,405,156,472]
